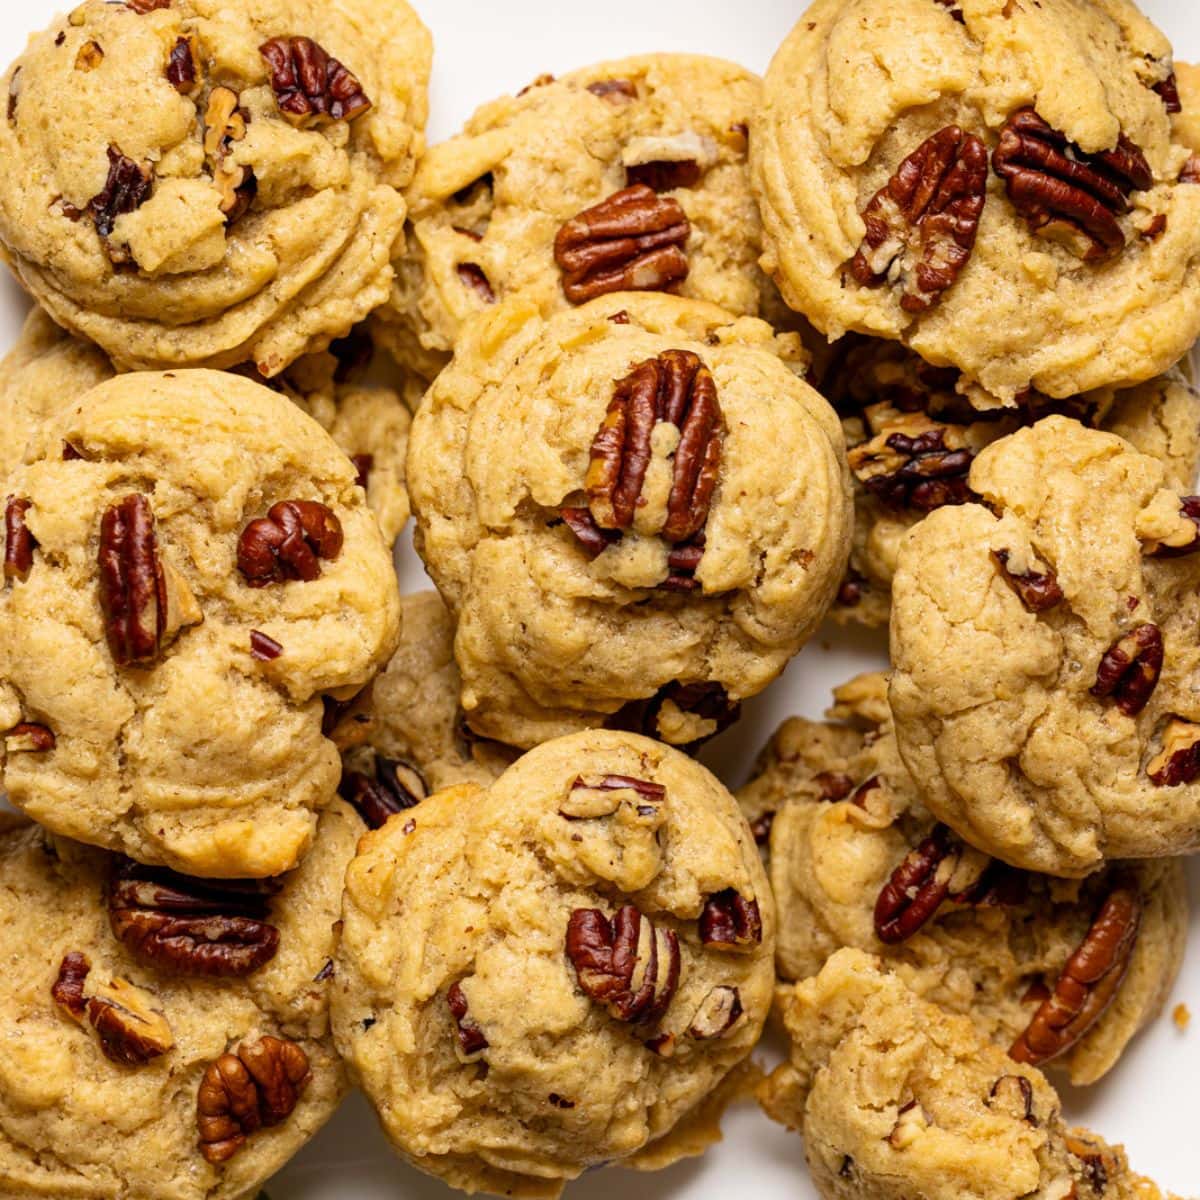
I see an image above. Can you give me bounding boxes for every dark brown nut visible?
[993,549,1065,613]
[849,420,973,512]
[338,756,428,830]
[873,824,961,944]
[607,681,741,752]
[817,772,856,803]
[626,160,702,193]
[166,36,197,92]
[203,86,257,223]
[662,534,706,592]
[88,145,154,259]
[587,79,638,103]
[559,507,620,558]
[84,977,175,1065]
[566,906,681,1024]
[127,0,172,10]
[109,859,281,977]
[934,0,964,21]
[447,981,489,1059]
[987,1075,1037,1126]
[699,889,763,951]
[249,630,283,661]
[849,125,987,313]
[1010,877,1142,1067]
[237,500,343,587]
[1148,719,1200,787]
[1182,155,1200,185]
[687,986,743,1039]
[350,454,373,490]
[51,951,91,1019]
[259,37,371,125]
[456,262,495,304]
[198,1036,310,1163]
[1145,496,1200,557]
[1064,1133,1114,1196]
[4,722,56,754]
[98,494,168,667]
[554,184,690,304]
[1090,623,1163,717]
[992,108,1153,262]
[1153,71,1183,114]
[4,496,36,582]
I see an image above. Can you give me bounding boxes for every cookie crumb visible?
[1173,1003,1191,1031]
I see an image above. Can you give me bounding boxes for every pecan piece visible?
[198,1037,310,1163]
[993,549,1064,612]
[166,36,197,93]
[587,79,638,103]
[848,418,973,512]
[688,986,743,1040]
[874,824,961,944]
[1065,1133,1114,1195]
[4,722,56,754]
[560,773,665,820]
[1153,72,1183,114]
[554,184,690,304]
[51,952,91,1019]
[447,981,488,1059]
[1010,878,1142,1067]
[566,906,681,1024]
[1147,719,1200,787]
[850,125,987,313]
[88,145,154,260]
[699,889,763,951]
[560,507,620,558]
[457,262,495,304]
[1145,496,1200,558]
[259,37,371,125]
[249,630,283,661]
[987,1075,1037,1125]
[237,500,343,586]
[607,681,741,752]
[993,109,1153,261]
[1090,624,1163,717]
[109,859,281,977]
[127,0,172,10]
[99,495,169,667]
[338,756,428,830]
[626,160,702,193]
[4,496,36,582]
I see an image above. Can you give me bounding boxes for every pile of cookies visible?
[0,0,1196,1197]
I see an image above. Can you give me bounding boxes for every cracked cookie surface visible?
[890,416,1200,876]
[0,369,400,878]
[332,730,774,1199]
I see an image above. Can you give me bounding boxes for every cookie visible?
[890,416,1200,876]
[760,950,1178,1200]
[373,54,779,379]
[1173,61,1200,155]
[738,672,1187,1086]
[407,293,853,749]
[332,730,774,1198]
[753,0,1200,403]
[821,338,1200,627]
[0,800,360,1199]
[0,0,431,376]
[0,369,401,878]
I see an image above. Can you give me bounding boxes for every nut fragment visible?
[88,145,154,260]
[888,1100,929,1150]
[566,906,681,1024]
[1010,878,1142,1067]
[587,79,637,103]
[607,680,741,751]
[4,722,56,754]
[687,985,743,1039]
[109,859,281,977]
[850,126,987,312]
[4,496,36,582]
[554,184,690,304]
[338,756,428,830]
[993,109,1153,261]
[166,36,196,92]
[75,40,104,71]
[1145,496,1200,558]
[987,1075,1038,1125]
[259,37,371,125]
[874,824,961,944]
[993,549,1064,613]
[1152,72,1183,114]
[1147,719,1200,787]
[447,982,488,1059]
[699,889,763,951]
[127,0,172,10]
[51,951,91,1019]
[198,1037,310,1163]
[848,416,973,512]
[1090,624,1163,717]
[560,774,665,820]
[1065,1133,1114,1195]
[98,494,169,667]
[456,262,495,303]
[237,500,343,587]
[203,86,257,223]
[249,630,283,661]
[626,159,702,193]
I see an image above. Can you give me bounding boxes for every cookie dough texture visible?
[0,802,360,1200]
[739,673,1187,1086]
[0,370,401,878]
[333,730,775,1198]
[890,416,1200,876]
[1174,61,1200,153]
[0,0,431,376]
[753,0,1200,402]
[761,950,1177,1200]
[408,293,853,749]
[376,55,776,378]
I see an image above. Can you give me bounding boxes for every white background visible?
[1,2,1198,1197]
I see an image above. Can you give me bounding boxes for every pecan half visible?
[88,146,154,260]
[699,889,763,951]
[237,500,343,586]
[198,1037,310,1163]
[1010,878,1142,1067]
[993,109,1153,261]
[848,418,973,512]
[688,986,743,1039]
[554,184,690,304]
[99,495,169,667]
[850,125,987,312]
[993,549,1064,613]
[1147,719,1200,787]
[447,981,488,1059]
[874,824,961,944]
[1090,624,1163,717]
[566,906,681,1024]
[1146,496,1200,557]
[109,859,281,977]
[4,496,36,582]
[338,757,428,830]
[4,722,55,754]
[259,37,371,125]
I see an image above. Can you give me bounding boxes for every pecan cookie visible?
[754,0,1200,403]
[0,370,401,878]
[822,338,1200,627]
[0,800,359,1199]
[739,673,1187,1086]
[890,416,1200,876]
[0,0,430,376]
[761,950,1179,1200]
[407,293,853,750]
[332,730,774,1198]
[374,54,780,379]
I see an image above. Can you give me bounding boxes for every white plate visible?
[0,2,1196,1197]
